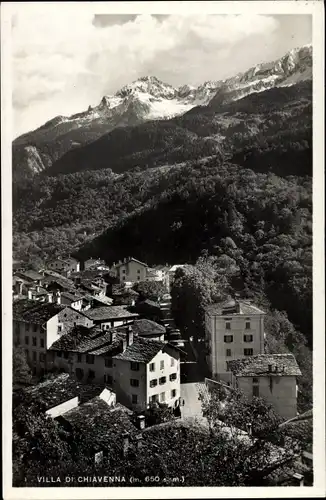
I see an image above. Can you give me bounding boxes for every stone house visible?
[228,353,302,419]
[112,257,148,284]
[83,305,139,329]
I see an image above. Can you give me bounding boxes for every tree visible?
[13,347,32,386]
[133,280,166,302]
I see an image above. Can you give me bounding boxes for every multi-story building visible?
[48,325,130,385]
[113,337,181,411]
[83,305,139,329]
[47,257,80,276]
[13,299,94,375]
[112,257,148,284]
[204,299,265,383]
[228,354,302,419]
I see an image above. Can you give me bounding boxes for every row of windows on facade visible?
[225,348,254,357]
[121,269,142,275]
[149,359,175,371]
[22,336,45,348]
[224,334,253,343]
[225,320,252,330]
[56,351,113,366]
[130,373,178,388]
[25,350,46,362]
[74,367,112,383]
[148,389,177,404]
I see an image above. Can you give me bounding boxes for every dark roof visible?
[61,396,137,451]
[205,299,265,316]
[112,285,139,296]
[279,409,313,428]
[114,258,148,268]
[49,325,125,355]
[61,291,83,302]
[132,319,166,337]
[84,305,138,321]
[114,337,180,364]
[24,374,81,410]
[228,354,302,377]
[15,270,44,281]
[43,276,77,293]
[13,299,65,324]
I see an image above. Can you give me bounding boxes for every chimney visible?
[137,415,146,430]
[36,284,40,293]
[56,291,61,305]
[122,337,127,352]
[75,277,81,286]
[268,364,272,373]
[122,432,129,457]
[126,325,133,346]
[27,289,33,300]
[47,292,53,303]
[15,281,23,295]
[246,422,252,436]
[135,434,143,450]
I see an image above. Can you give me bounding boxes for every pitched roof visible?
[23,374,81,409]
[49,325,125,355]
[84,305,138,321]
[205,299,265,316]
[15,270,44,281]
[132,319,166,337]
[114,257,148,268]
[13,299,65,324]
[61,291,83,302]
[61,396,137,451]
[228,354,302,377]
[114,337,179,364]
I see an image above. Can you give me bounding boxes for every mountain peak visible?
[115,76,176,99]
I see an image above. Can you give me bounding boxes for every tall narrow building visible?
[204,299,265,383]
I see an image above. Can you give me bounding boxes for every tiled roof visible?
[132,319,166,337]
[114,337,166,363]
[61,396,137,451]
[15,270,44,281]
[61,291,83,302]
[84,305,138,321]
[24,374,81,409]
[228,354,302,377]
[205,299,265,316]
[13,299,65,324]
[43,276,77,293]
[49,325,124,355]
[114,258,148,268]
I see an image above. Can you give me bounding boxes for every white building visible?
[204,299,265,383]
[47,257,80,275]
[112,257,148,284]
[113,337,181,411]
[228,354,302,419]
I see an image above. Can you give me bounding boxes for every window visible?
[244,334,253,343]
[32,351,37,361]
[150,394,159,403]
[150,379,157,388]
[58,325,62,333]
[132,394,138,404]
[130,362,140,371]
[245,321,251,330]
[160,360,164,370]
[160,392,165,402]
[88,370,95,379]
[25,336,29,345]
[25,324,30,332]
[57,351,62,358]
[40,339,45,348]
[171,389,177,398]
[33,324,37,332]
[39,353,45,362]
[244,348,253,356]
[137,269,141,274]
[169,373,177,382]
[159,376,166,385]
[64,352,69,360]
[137,277,140,280]
[32,337,37,346]
[123,276,126,281]
[226,349,232,357]
[224,335,233,343]
[253,385,260,397]
[77,353,82,363]
[104,374,113,384]
[149,362,155,372]
[76,368,84,380]
[225,322,231,330]
[86,354,95,364]
[253,377,259,384]
[105,358,112,368]
[130,379,139,387]
[171,358,175,367]
[122,269,126,274]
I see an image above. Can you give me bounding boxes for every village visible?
[12,255,313,486]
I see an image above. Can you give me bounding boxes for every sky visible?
[12,11,312,137]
